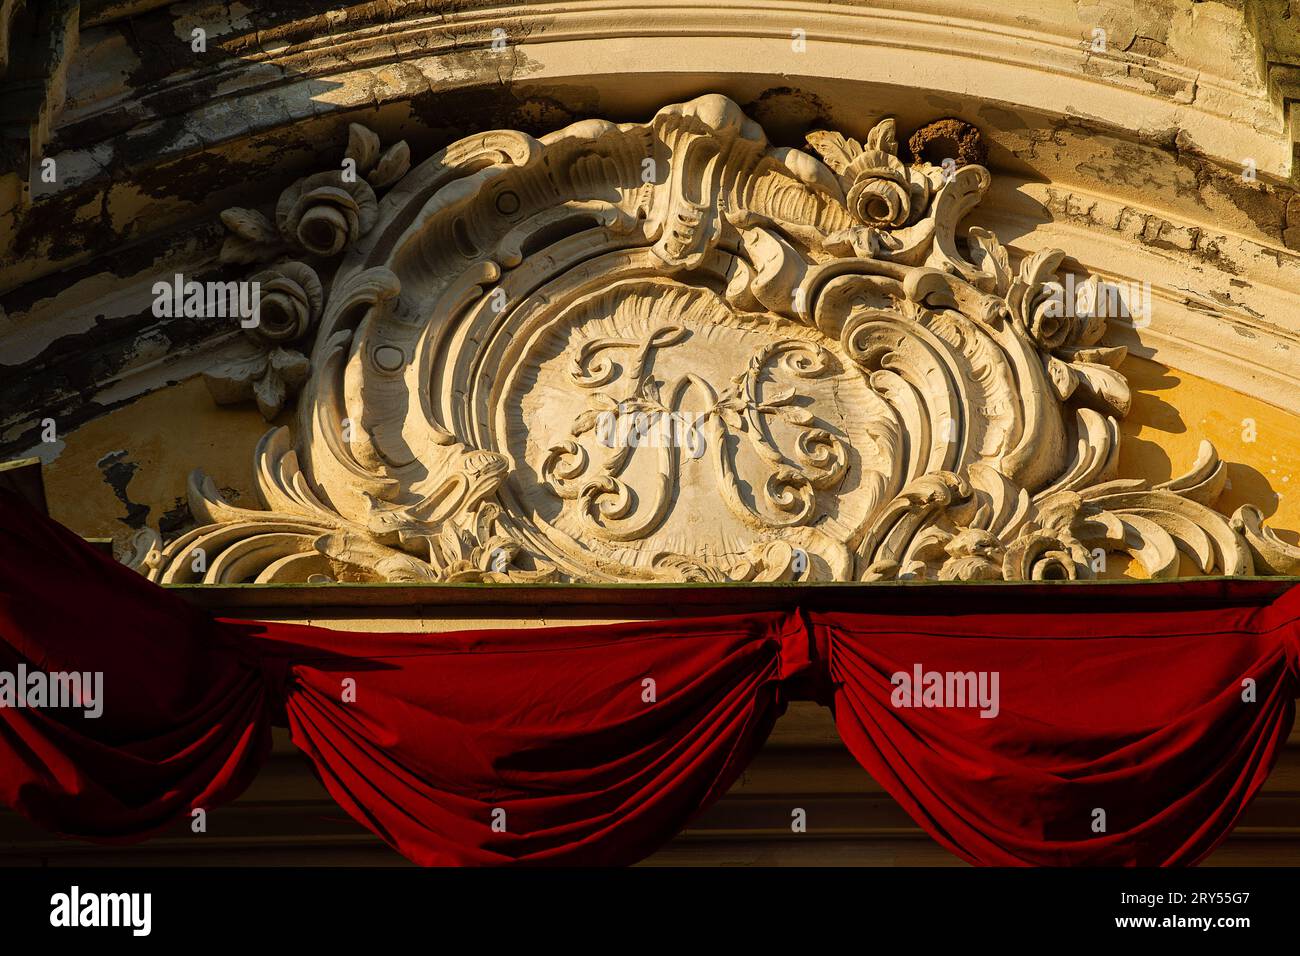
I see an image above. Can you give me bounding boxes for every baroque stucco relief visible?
[122,95,1300,585]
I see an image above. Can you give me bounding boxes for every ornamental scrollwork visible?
[542,320,849,541]
[124,97,1300,584]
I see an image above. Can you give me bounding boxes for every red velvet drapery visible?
[2,490,1298,866]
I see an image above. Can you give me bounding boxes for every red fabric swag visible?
[0,493,270,842]
[818,596,1300,865]
[1,489,1298,866]
[230,611,805,865]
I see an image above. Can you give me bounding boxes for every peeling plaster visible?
[95,447,149,528]
[170,1,254,44]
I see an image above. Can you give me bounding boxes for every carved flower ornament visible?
[219,123,409,265]
[201,261,322,420]
[124,95,1299,585]
[806,118,932,229]
[206,124,411,419]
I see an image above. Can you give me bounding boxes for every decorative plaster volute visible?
[122,96,1300,584]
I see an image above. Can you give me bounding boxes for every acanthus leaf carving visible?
[132,96,1299,584]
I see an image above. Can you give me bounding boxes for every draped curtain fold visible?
[2,490,1298,866]
[0,491,271,841]
[226,611,804,865]
[818,601,1300,865]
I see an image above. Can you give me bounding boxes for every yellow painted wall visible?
[43,378,281,548]
[1119,356,1299,540]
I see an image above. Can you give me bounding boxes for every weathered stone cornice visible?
[0,0,79,189]
[972,180,1300,412]
[41,2,1292,178]
[4,1,1300,492]
[1248,0,1300,176]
